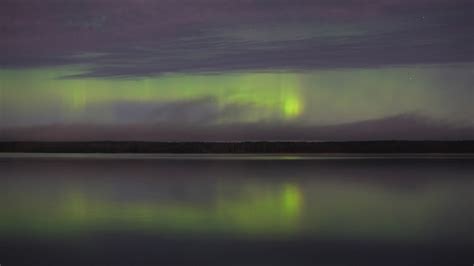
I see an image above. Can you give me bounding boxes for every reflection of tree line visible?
[1,141,474,153]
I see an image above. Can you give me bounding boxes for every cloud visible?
[1,0,472,77]
[91,98,254,125]
[0,97,258,127]
[2,114,473,141]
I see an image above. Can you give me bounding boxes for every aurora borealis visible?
[1,0,473,141]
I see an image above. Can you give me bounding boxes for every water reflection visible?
[1,156,473,244]
[1,179,304,238]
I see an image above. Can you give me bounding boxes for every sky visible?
[0,0,473,141]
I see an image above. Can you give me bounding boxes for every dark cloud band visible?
[1,0,472,77]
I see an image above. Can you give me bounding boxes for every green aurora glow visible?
[1,64,473,128]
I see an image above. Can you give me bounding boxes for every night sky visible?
[1,0,473,141]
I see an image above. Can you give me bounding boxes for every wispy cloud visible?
[2,114,473,141]
[1,0,472,77]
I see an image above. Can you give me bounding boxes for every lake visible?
[0,154,473,265]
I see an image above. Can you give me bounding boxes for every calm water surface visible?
[0,154,473,265]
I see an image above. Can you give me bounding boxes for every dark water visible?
[0,154,473,266]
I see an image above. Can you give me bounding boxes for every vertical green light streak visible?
[0,67,304,123]
[1,64,473,126]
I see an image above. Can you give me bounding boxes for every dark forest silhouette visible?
[1,141,474,153]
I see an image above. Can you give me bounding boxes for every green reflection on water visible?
[0,179,473,242]
[0,182,303,238]
[282,184,302,218]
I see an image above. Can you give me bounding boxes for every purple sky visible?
[0,0,473,141]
